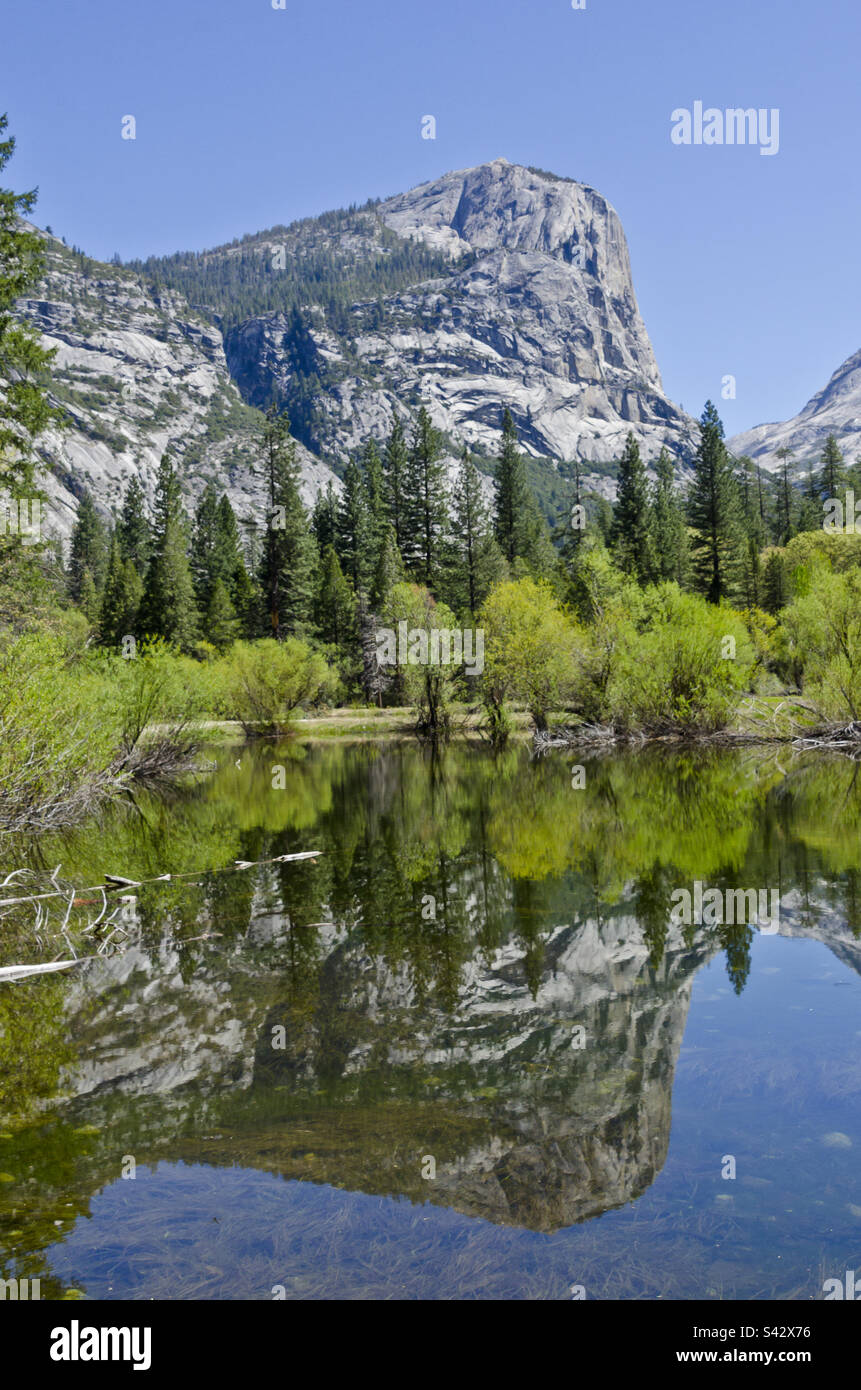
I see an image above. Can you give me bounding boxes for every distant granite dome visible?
[224,160,697,470]
[729,347,861,470]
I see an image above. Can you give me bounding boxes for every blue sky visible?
[3,0,859,437]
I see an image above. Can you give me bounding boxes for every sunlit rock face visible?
[13,161,698,545]
[728,347,861,471]
[15,231,340,547]
[224,161,697,474]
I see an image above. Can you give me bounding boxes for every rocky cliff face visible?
[728,346,861,470]
[17,232,340,546]
[223,160,697,472]
[17,161,701,543]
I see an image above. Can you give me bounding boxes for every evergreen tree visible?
[450,447,504,613]
[138,452,199,649]
[687,402,744,604]
[609,432,655,583]
[818,433,847,502]
[0,114,56,501]
[762,549,789,614]
[361,438,386,547]
[335,457,373,593]
[383,418,410,554]
[407,406,448,589]
[370,523,406,609]
[99,537,143,646]
[258,404,316,638]
[191,483,220,611]
[205,577,240,651]
[494,408,532,563]
[67,492,109,603]
[492,408,551,573]
[649,448,689,583]
[314,543,357,648]
[117,474,150,573]
[797,458,823,533]
[311,482,338,553]
[774,446,797,544]
[214,494,251,600]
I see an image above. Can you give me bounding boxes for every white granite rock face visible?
[224,161,698,471]
[15,231,340,548]
[728,347,861,471]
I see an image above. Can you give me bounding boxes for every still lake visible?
[1,740,859,1300]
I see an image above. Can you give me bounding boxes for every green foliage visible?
[449,448,505,615]
[493,409,550,573]
[610,432,654,583]
[67,491,108,602]
[405,406,448,589]
[378,582,460,737]
[99,539,143,646]
[138,453,199,651]
[0,114,57,497]
[0,630,123,829]
[222,638,335,734]
[687,401,744,603]
[258,405,316,639]
[605,587,757,732]
[782,566,861,719]
[480,577,580,734]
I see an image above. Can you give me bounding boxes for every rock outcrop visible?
[17,231,340,546]
[728,346,861,470]
[222,161,697,472]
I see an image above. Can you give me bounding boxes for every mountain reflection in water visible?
[1,742,859,1299]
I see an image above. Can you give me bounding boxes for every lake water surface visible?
[1,741,859,1299]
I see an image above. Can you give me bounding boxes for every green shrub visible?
[782,568,861,719]
[0,630,122,829]
[221,638,335,734]
[606,586,756,732]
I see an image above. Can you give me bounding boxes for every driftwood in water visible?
[0,958,94,982]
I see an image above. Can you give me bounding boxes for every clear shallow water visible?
[1,741,859,1299]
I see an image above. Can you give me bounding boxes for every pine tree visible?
[362,438,386,546]
[762,550,789,614]
[214,494,250,599]
[450,448,504,613]
[494,408,531,563]
[138,452,199,649]
[370,523,406,609]
[99,537,143,646]
[335,458,373,593]
[609,432,655,583]
[67,492,109,603]
[737,456,767,607]
[650,449,689,583]
[797,458,823,533]
[311,482,338,553]
[205,577,240,652]
[191,483,220,611]
[117,474,150,573]
[0,114,56,501]
[258,404,316,638]
[407,406,448,588]
[314,543,357,648]
[687,402,743,604]
[774,446,796,544]
[818,433,847,502]
[383,418,410,554]
[492,408,550,573]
